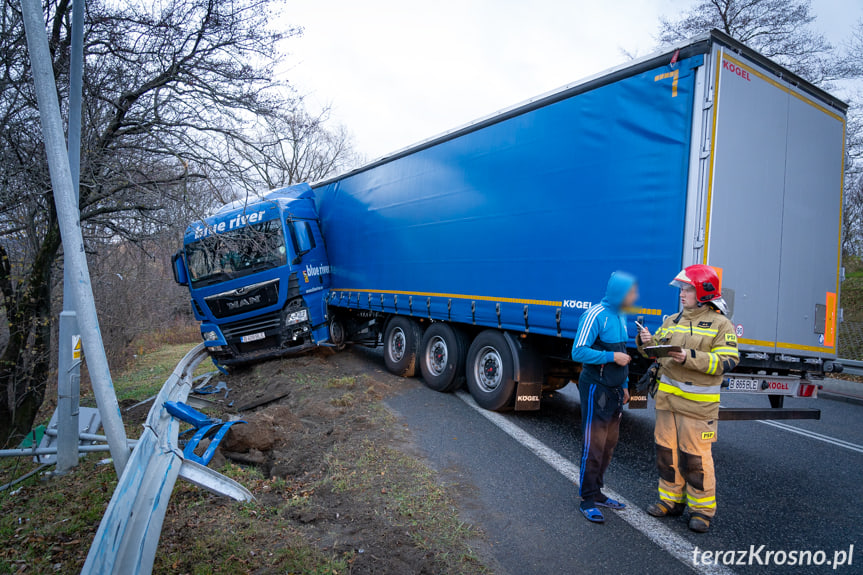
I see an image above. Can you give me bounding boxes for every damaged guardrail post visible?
[21,0,129,474]
[82,344,254,575]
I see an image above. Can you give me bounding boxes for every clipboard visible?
[643,345,682,358]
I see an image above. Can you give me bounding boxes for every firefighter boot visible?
[689,514,711,533]
[647,501,685,517]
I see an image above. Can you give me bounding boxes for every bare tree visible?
[657,0,840,85]
[226,105,360,198]
[841,21,863,255]
[0,0,300,446]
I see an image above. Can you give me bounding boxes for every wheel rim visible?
[425,335,449,377]
[474,346,503,392]
[388,327,406,363]
[329,319,344,345]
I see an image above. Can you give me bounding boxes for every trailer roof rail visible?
[313,30,846,189]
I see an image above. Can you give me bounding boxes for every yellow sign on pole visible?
[72,334,82,360]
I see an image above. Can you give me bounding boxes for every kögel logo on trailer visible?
[722,59,751,82]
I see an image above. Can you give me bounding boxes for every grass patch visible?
[326,375,356,389]
[108,343,197,402]
[0,458,118,573]
[88,342,211,404]
[841,276,863,323]
[322,440,488,574]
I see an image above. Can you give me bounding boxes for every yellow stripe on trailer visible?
[332,288,562,308]
[738,338,835,354]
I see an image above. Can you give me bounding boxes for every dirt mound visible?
[222,404,303,453]
[167,347,487,574]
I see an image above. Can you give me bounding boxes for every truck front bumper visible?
[204,308,315,365]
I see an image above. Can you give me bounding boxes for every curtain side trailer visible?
[174,30,847,419]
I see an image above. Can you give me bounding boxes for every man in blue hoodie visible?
[571,271,638,523]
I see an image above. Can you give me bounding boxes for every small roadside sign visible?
[72,335,82,360]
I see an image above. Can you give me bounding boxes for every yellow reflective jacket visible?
[638,305,739,420]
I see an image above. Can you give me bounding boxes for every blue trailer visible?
[173,31,846,416]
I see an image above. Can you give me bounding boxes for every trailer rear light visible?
[797,383,816,398]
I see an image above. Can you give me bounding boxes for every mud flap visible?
[515,381,542,411]
[628,390,648,409]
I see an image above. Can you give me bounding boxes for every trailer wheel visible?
[383,317,422,377]
[466,330,516,411]
[419,323,468,392]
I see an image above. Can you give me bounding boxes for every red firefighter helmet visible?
[670,265,721,303]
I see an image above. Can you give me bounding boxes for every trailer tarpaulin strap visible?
[318,55,704,344]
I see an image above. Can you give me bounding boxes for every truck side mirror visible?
[172,250,189,286]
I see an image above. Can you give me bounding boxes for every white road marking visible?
[757,420,863,454]
[455,391,734,575]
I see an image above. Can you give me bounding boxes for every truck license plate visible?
[726,377,761,392]
[725,377,800,395]
[240,332,266,343]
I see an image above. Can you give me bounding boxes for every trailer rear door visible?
[703,48,845,358]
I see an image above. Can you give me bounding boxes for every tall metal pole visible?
[21,0,129,475]
[56,0,84,474]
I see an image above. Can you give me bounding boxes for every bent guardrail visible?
[82,343,254,575]
[837,358,863,376]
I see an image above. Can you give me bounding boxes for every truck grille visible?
[221,311,282,341]
[205,279,280,319]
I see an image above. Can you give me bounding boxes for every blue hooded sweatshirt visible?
[570,271,636,388]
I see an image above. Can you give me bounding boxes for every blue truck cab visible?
[171,184,331,365]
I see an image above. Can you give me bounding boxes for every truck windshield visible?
[186,219,287,287]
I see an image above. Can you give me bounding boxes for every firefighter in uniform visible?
[637,265,739,533]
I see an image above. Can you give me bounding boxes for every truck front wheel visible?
[383,316,422,377]
[419,323,467,392]
[466,330,516,411]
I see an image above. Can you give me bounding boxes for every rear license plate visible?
[725,377,800,395]
[726,377,761,392]
[240,332,266,343]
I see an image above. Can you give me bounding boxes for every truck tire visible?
[466,330,516,411]
[384,316,422,377]
[328,316,346,351]
[419,323,468,392]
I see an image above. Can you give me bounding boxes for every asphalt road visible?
[381,361,863,574]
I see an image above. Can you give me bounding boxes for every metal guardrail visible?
[82,344,254,574]
[837,358,863,376]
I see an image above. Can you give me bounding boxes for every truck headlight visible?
[203,330,219,341]
[286,309,308,326]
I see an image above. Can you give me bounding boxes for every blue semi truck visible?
[172,31,846,417]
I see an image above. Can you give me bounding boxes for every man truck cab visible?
[172,184,331,365]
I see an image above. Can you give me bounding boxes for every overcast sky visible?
[278,0,862,161]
